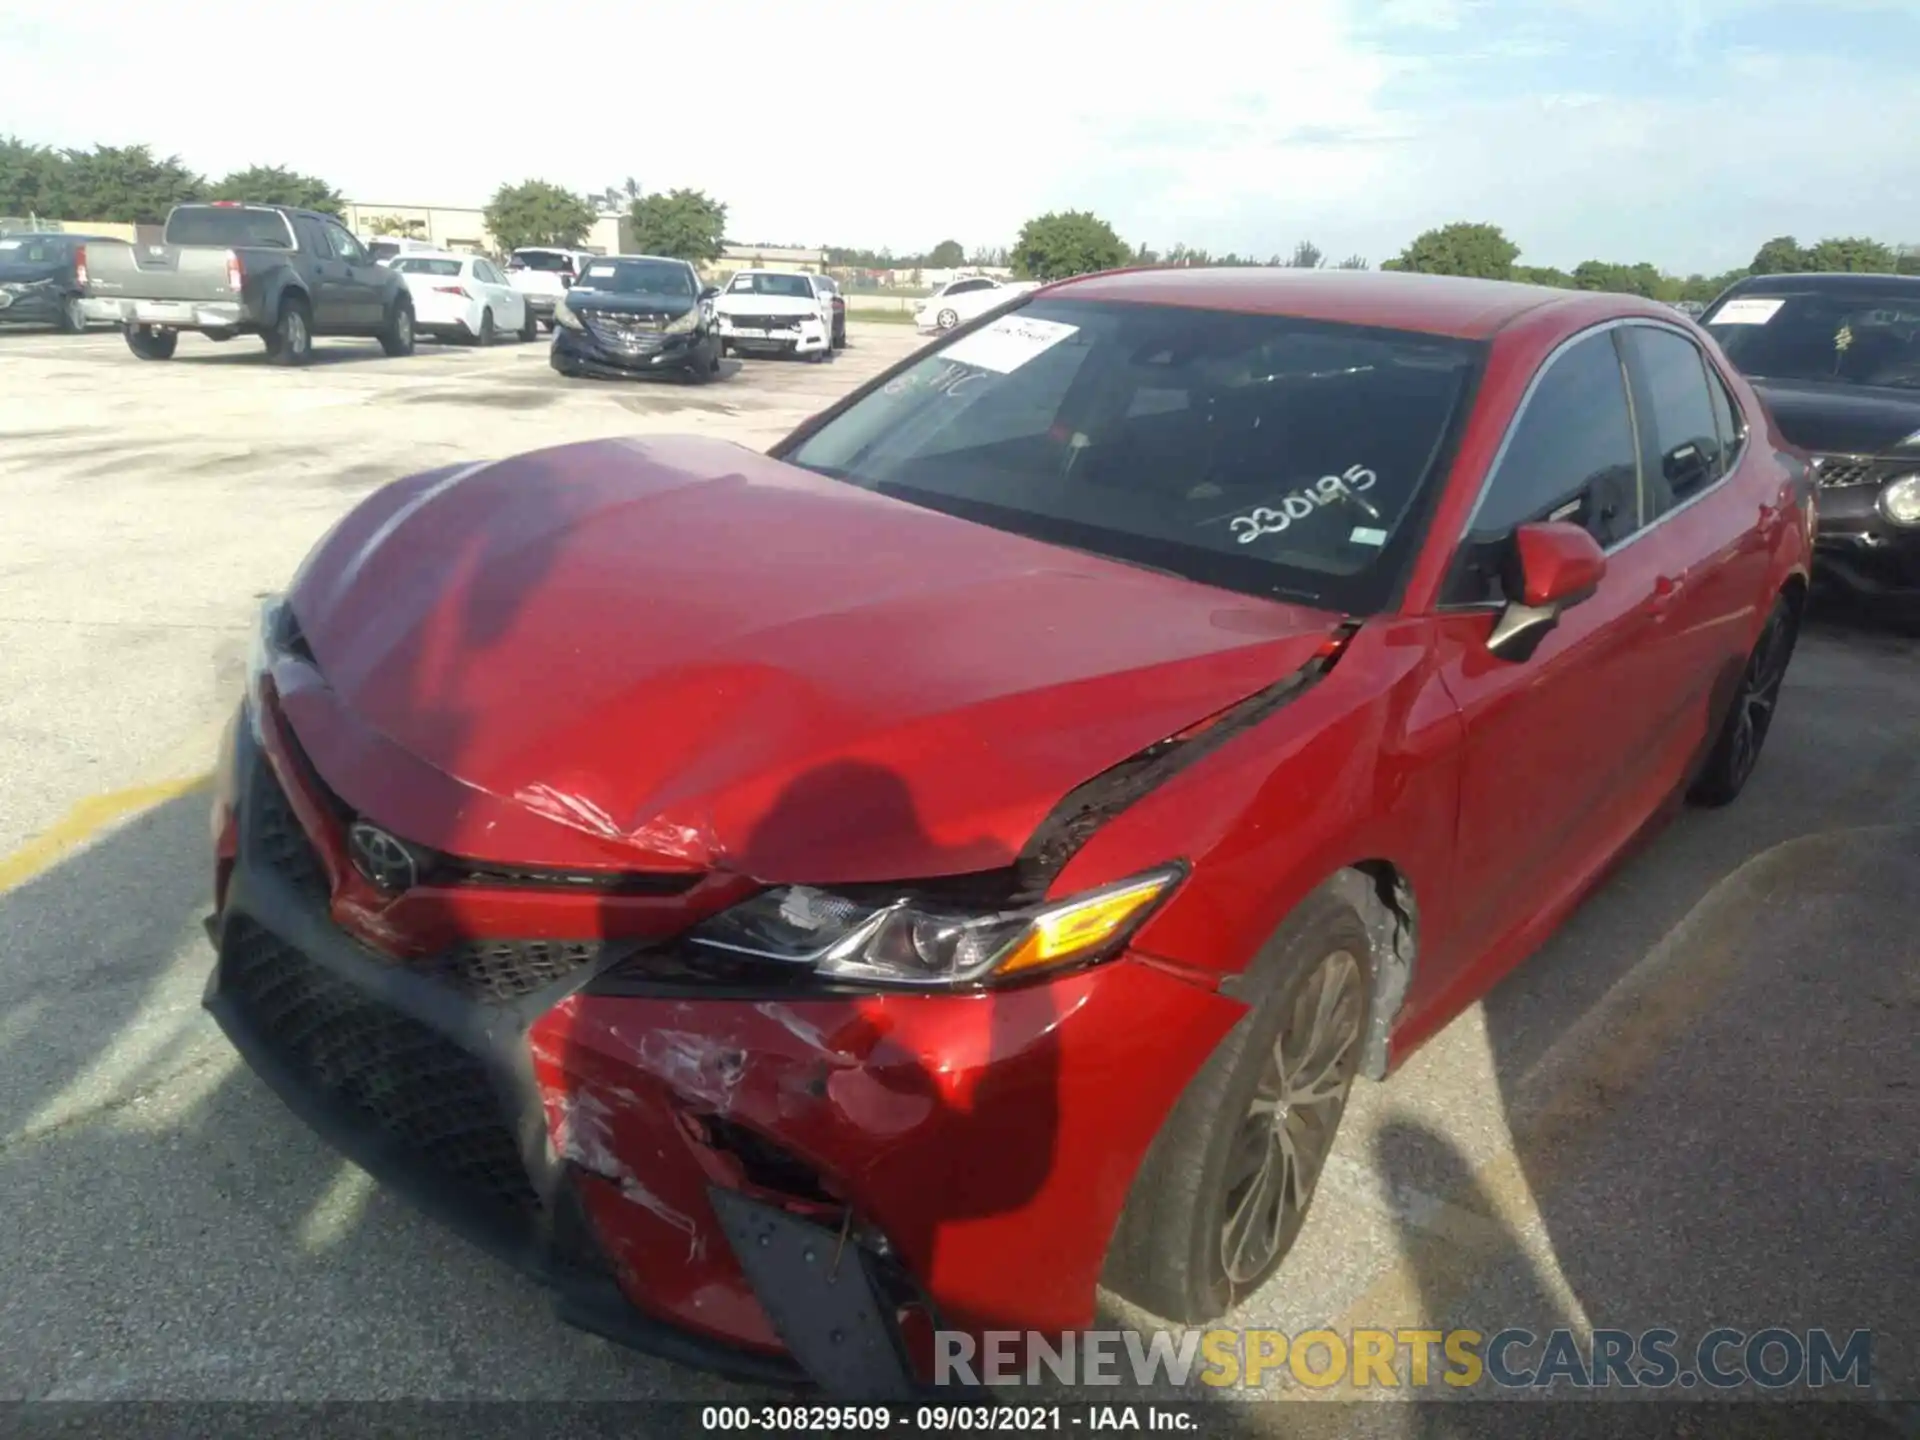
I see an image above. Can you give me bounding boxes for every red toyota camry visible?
[206,268,1813,1396]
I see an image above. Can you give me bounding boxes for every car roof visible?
[392,250,466,261]
[599,253,692,265]
[1039,266,1672,341]
[1718,271,1920,295]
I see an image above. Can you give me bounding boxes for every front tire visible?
[263,300,313,366]
[58,294,87,334]
[125,325,178,360]
[1104,884,1371,1323]
[1688,593,1799,807]
[936,307,960,331]
[473,307,495,346]
[379,300,416,357]
[518,305,537,342]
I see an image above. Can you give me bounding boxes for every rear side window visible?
[1468,330,1641,548]
[1623,327,1728,516]
[394,258,463,276]
[165,206,294,248]
[1707,364,1745,471]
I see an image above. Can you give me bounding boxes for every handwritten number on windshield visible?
[1230,465,1378,545]
[883,361,986,400]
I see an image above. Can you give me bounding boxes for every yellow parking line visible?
[1309,831,1854,1375]
[0,773,210,896]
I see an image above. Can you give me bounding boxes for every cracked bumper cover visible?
[204,713,1243,1395]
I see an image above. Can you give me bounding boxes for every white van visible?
[364,236,441,266]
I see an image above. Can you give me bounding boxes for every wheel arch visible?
[1213,860,1418,1083]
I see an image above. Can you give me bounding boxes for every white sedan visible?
[915,275,1038,332]
[389,252,535,345]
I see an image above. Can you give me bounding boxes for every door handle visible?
[1650,572,1684,614]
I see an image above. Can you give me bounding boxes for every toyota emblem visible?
[347,820,420,893]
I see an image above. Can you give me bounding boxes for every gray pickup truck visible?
[82,203,416,364]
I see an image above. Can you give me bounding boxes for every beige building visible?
[340,202,634,257]
[705,243,828,279]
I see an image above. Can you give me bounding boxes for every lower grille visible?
[584,313,666,350]
[223,918,543,1224]
[423,939,611,1003]
[252,762,331,904]
[725,313,800,332]
[1813,455,1883,489]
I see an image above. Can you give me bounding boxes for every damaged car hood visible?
[284,435,1342,882]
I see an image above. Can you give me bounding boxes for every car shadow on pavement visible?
[1414,599,1919,1431]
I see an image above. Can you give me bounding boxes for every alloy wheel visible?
[1219,949,1366,1288]
[1726,610,1792,787]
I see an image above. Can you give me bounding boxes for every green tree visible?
[1570,259,1665,298]
[1386,222,1520,280]
[927,238,965,267]
[1334,254,1369,270]
[211,165,342,213]
[1748,236,1808,276]
[1804,236,1897,273]
[627,188,728,263]
[1130,242,1162,265]
[1288,240,1324,269]
[483,180,596,252]
[362,214,427,239]
[1513,264,1574,287]
[1898,245,1920,277]
[56,144,204,223]
[1012,210,1129,280]
[0,136,67,218]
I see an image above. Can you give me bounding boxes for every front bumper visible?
[205,702,1243,1395]
[551,323,706,378]
[1814,483,1920,599]
[720,320,829,355]
[87,297,247,330]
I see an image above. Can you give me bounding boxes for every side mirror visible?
[560,274,574,289]
[699,285,720,301]
[1486,521,1606,663]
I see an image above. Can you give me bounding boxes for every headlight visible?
[664,308,699,334]
[682,865,1184,990]
[554,295,584,330]
[245,594,293,739]
[1880,474,1920,527]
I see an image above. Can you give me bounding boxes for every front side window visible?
[1469,329,1641,548]
[781,299,1484,614]
[1704,287,1920,391]
[326,226,368,264]
[1623,327,1727,515]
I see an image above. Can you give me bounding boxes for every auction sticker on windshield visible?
[941,317,1079,374]
[585,264,616,279]
[1712,298,1785,325]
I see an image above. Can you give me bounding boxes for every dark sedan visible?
[0,231,115,333]
[1703,273,1920,606]
[550,254,724,384]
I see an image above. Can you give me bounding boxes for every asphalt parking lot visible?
[0,322,1915,1428]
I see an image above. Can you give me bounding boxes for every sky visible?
[3,0,1918,275]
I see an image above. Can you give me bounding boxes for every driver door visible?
[323,223,384,329]
[1423,325,1675,1009]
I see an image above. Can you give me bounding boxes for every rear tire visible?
[125,325,178,361]
[379,300,416,357]
[263,300,313,366]
[518,306,537,342]
[1103,883,1371,1323]
[936,307,960,330]
[1688,594,1799,807]
[474,308,495,347]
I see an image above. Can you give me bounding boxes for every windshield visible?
[783,299,1483,613]
[511,250,575,272]
[729,272,814,298]
[164,206,293,248]
[393,257,463,276]
[1705,288,1920,391]
[574,259,694,297]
